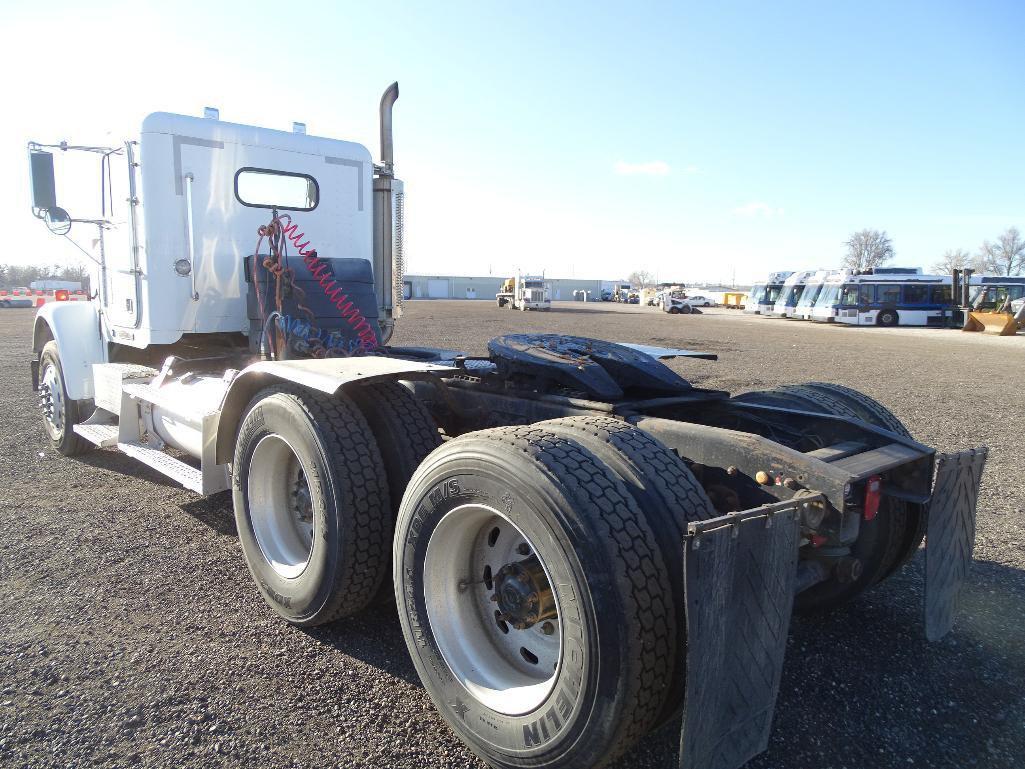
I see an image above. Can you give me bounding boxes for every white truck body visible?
[514,275,551,310]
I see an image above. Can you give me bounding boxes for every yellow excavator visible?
[963,280,1025,336]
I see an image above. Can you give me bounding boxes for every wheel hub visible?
[247,433,314,579]
[39,364,65,436]
[290,471,313,526]
[423,504,563,715]
[492,557,556,630]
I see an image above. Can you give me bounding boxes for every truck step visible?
[73,423,119,448]
[117,441,204,493]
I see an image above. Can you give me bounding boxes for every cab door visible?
[102,144,142,327]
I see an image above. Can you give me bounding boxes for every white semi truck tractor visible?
[27,84,988,769]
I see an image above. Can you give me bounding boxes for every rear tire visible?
[733,383,917,612]
[539,415,715,725]
[348,381,442,604]
[38,341,90,456]
[394,425,675,769]
[348,381,442,515]
[232,387,391,626]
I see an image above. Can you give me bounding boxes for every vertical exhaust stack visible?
[373,82,404,345]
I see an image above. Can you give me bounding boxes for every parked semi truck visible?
[497,274,550,310]
[26,84,987,769]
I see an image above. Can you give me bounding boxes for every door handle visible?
[183,173,199,301]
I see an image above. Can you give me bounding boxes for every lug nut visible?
[516,543,531,555]
[540,621,555,635]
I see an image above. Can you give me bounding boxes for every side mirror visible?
[45,207,71,236]
[29,150,58,212]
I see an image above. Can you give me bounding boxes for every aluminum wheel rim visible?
[40,363,65,439]
[247,434,315,579]
[424,503,562,716]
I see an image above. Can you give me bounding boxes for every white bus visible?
[811,268,956,327]
[794,269,848,320]
[768,270,817,317]
[744,271,794,314]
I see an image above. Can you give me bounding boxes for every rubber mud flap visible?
[678,500,803,769]
[924,447,988,642]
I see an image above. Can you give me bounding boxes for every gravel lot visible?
[1,301,1023,769]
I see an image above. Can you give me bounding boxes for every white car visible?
[683,294,712,307]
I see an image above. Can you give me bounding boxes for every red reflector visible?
[55,289,70,301]
[36,297,46,307]
[864,475,882,521]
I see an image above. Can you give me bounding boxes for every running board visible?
[73,423,119,448]
[117,441,206,494]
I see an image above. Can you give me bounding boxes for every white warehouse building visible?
[405,275,611,301]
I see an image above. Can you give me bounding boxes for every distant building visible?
[405,275,610,301]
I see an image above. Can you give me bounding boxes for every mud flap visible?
[678,497,811,769]
[924,447,988,642]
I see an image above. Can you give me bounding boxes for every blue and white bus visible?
[768,270,817,317]
[744,271,794,314]
[970,276,1025,311]
[811,268,956,327]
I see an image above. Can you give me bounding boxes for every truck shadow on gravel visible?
[623,557,1025,769]
[178,492,237,537]
[305,555,1025,769]
[306,604,423,688]
[78,449,191,489]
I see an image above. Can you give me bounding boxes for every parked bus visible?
[744,271,793,314]
[969,276,1025,311]
[794,270,847,320]
[811,268,957,327]
[768,270,817,317]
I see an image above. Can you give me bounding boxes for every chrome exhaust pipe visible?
[379,81,399,175]
[374,82,403,344]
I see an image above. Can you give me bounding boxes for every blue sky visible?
[3,0,1023,283]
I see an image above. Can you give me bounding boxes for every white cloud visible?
[734,201,785,218]
[613,160,671,176]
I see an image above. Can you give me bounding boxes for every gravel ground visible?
[1,301,1023,769]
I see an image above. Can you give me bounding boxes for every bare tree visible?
[0,261,91,291]
[843,229,894,271]
[977,227,1025,276]
[627,270,655,288]
[932,248,971,274]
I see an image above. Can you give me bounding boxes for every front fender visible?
[214,356,457,464]
[32,301,106,400]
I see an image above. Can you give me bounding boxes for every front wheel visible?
[394,426,674,769]
[38,341,90,456]
[877,309,899,327]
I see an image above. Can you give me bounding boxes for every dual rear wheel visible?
[233,397,715,768]
[393,418,714,768]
